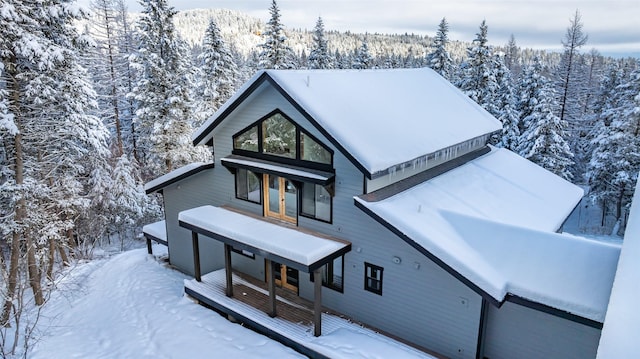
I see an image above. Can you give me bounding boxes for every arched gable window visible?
[233,110,333,168]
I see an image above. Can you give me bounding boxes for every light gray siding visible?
[193,83,483,358]
[482,301,601,359]
[162,169,224,276]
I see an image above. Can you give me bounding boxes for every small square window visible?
[364,262,383,295]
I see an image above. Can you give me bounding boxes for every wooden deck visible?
[185,269,442,359]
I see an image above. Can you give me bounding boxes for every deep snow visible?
[30,247,304,359]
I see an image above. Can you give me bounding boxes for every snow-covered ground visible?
[30,246,304,359]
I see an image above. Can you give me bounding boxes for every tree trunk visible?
[601,199,606,227]
[46,237,55,281]
[58,241,70,267]
[26,236,44,306]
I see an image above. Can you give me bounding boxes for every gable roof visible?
[145,162,215,194]
[193,68,502,178]
[355,147,619,324]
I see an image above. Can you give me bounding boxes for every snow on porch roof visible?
[355,147,619,323]
[179,206,351,272]
[193,68,502,177]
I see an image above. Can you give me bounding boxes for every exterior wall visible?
[161,170,224,276]
[482,301,601,359]
[199,83,483,358]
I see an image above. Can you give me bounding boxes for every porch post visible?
[267,260,277,317]
[313,268,322,337]
[146,236,153,255]
[224,243,233,297]
[191,232,201,282]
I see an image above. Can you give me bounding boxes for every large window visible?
[235,169,261,203]
[301,183,332,222]
[232,110,333,167]
[364,262,383,295]
[312,256,344,292]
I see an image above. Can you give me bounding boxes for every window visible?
[311,256,344,292]
[235,169,261,203]
[231,247,255,259]
[364,262,383,295]
[301,183,332,222]
[262,113,296,158]
[234,125,258,152]
[232,110,333,167]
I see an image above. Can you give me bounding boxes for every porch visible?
[185,269,438,359]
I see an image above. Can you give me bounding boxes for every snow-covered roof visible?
[179,206,350,271]
[355,147,619,322]
[145,162,215,194]
[221,155,334,185]
[193,68,502,177]
[142,220,167,242]
[597,179,640,358]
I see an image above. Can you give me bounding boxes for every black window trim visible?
[234,168,262,205]
[299,182,333,224]
[364,262,383,295]
[232,109,334,171]
[310,255,344,293]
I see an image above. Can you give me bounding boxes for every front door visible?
[273,262,299,292]
[263,174,297,223]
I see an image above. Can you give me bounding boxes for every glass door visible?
[273,262,299,293]
[263,174,297,223]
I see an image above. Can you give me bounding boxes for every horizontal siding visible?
[185,83,482,358]
[162,170,224,276]
[483,301,601,359]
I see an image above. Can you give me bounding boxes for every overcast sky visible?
[112,0,638,57]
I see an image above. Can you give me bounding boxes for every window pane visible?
[262,113,296,158]
[301,132,331,164]
[236,169,248,199]
[246,171,261,203]
[301,183,316,217]
[284,180,297,218]
[315,185,331,221]
[234,126,258,152]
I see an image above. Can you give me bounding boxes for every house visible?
[144,68,620,359]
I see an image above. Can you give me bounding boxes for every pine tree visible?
[1,0,112,323]
[492,54,521,150]
[504,34,520,76]
[130,0,205,175]
[557,10,588,125]
[195,18,239,124]
[352,38,374,69]
[457,20,498,108]
[258,0,296,70]
[587,66,640,225]
[308,17,333,69]
[426,17,453,79]
[518,58,574,180]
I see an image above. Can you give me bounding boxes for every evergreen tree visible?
[587,66,640,225]
[258,0,296,69]
[308,17,333,69]
[426,17,453,79]
[130,0,205,175]
[352,38,374,69]
[504,34,520,76]
[195,18,239,123]
[556,10,588,125]
[518,58,574,179]
[458,20,498,108]
[1,0,112,322]
[491,54,521,150]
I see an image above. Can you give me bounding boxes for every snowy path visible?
[30,248,304,359]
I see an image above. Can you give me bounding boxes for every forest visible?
[0,0,638,356]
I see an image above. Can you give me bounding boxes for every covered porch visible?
[184,269,437,359]
[178,205,351,337]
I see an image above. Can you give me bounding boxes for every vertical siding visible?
[482,301,601,359]
[171,82,483,358]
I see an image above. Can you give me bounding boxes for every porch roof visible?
[178,205,350,273]
[221,155,334,185]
